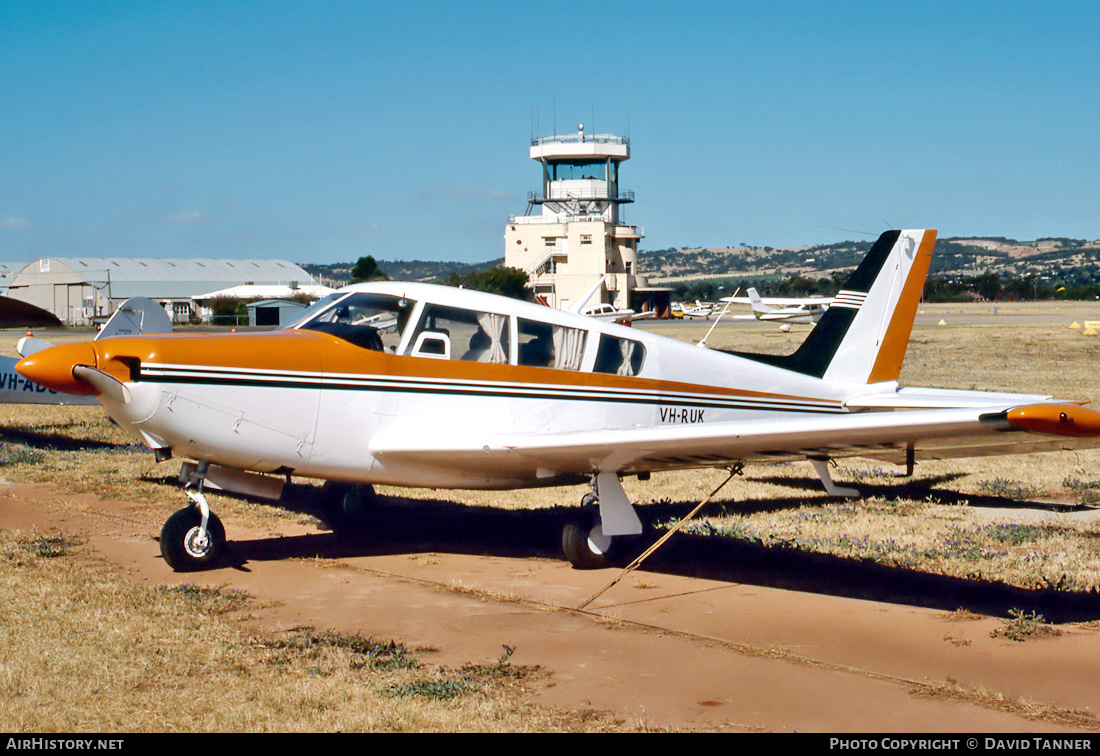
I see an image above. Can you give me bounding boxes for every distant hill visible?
[299,235,1100,301]
[639,237,1100,283]
[638,236,1100,301]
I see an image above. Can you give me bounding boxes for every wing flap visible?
[845,387,1055,410]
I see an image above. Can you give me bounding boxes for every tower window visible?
[549,160,608,181]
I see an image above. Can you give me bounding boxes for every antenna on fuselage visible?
[698,288,736,349]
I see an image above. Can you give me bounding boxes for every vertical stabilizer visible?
[746,288,773,316]
[734,229,936,384]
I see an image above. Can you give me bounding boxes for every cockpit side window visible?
[408,304,510,363]
[291,292,415,353]
[517,318,587,370]
[593,334,646,377]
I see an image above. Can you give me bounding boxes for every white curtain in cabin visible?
[552,326,585,371]
[477,313,508,364]
[616,339,637,376]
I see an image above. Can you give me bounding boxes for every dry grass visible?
[0,528,621,732]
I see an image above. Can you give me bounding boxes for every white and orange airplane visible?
[16,229,1100,572]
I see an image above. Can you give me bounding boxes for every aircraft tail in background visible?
[734,229,936,384]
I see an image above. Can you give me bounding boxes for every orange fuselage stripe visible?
[90,331,836,407]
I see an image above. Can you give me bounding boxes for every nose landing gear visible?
[160,461,227,572]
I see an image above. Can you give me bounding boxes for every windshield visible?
[278,293,346,331]
[285,292,416,353]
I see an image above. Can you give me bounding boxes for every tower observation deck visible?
[505,125,656,313]
[526,130,633,224]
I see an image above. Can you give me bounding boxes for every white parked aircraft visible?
[723,288,833,325]
[17,230,1100,572]
[674,301,721,320]
[581,303,654,322]
[0,298,172,405]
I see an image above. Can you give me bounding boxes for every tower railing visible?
[528,189,634,202]
[531,134,628,147]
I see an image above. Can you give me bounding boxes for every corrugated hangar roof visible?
[9,258,313,300]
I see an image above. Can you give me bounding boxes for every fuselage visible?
[18,281,873,489]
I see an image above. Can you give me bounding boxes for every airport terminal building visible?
[4,257,314,326]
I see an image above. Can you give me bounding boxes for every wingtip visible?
[1006,403,1100,437]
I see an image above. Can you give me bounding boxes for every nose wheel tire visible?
[160,506,226,572]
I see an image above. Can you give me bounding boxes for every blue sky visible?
[2,1,1097,265]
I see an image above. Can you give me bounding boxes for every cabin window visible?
[517,318,587,371]
[593,335,645,377]
[286,292,415,353]
[409,304,510,363]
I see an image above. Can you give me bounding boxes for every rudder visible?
[734,229,936,383]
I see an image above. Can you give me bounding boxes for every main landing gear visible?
[160,462,227,572]
[561,473,644,570]
[562,493,618,569]
[318,481,379,532]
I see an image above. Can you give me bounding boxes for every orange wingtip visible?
[1006,403,1100,437]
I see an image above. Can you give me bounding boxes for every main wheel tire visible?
[160,507,226,572]
[562,515,617,570]
[319,481,379,532]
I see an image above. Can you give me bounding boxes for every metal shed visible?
[245,299,308,327]
[5,258,315,326]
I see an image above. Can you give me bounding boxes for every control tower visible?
[505,125,645,311]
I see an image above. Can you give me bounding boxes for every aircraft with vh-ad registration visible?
[16,229,1100,572]
[0,297,172,405]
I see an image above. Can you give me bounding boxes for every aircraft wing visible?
[370,401,1100,479]
[722,296,834,306]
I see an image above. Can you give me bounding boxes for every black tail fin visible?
[733,229,936,383]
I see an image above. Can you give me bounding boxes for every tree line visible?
[672,271,1100,304]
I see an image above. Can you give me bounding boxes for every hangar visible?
[4,257,314,326]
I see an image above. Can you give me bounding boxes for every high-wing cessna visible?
[723,288,833,325]
[16,230,1100,572]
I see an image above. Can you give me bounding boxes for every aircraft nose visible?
[16,342,100,396]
